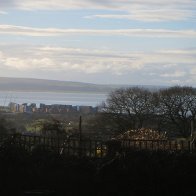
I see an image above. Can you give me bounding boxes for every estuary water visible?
[0,91,108,107]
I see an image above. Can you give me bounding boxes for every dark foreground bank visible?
[0,143,196,196]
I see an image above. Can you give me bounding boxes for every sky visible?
[0,0,196,86]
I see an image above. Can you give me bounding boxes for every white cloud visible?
[0,45,195,74]
[1,0,195,10]
[85,9,195,22]
[0,0,195,21]
[0,11,8,15]
[191,67,196,75]
[170,79,181,84]
[0,0,196,22]
[160,71,186,78]
[159,49,196,55]
[0,25,196,38]
[1,56,56,71]
[0,45,196,85]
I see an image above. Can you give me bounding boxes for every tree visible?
[104,87,155,133]
[0,116,17,135]
[41,118,66,136]
[0,118,9,134]
[158,86,196,137]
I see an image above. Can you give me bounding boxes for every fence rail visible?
[0,134,196,158]
[0,134,108,158]
[120,139,196,152]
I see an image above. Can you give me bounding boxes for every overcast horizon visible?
[0,0,196,86]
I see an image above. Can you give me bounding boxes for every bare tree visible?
[104,87,155,132]
[125,87,155,128]
[158,86,196,137]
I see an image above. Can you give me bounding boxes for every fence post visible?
[181,140,184,151]
[139,141,142,150]
[101,143,103,158]
[188,141,191,152]
[79,116,82,142]
[89,140,92,158]
[66,138,69,155]
[94,141,97,157]
[169,141,172,151]
[145,141,148,150]
[133,140,136,149]
[57,137,60,154]
[128,140,131,149]
[151,141,154,150]
[175,141,178,151]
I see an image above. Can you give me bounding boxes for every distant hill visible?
[0,77,116,93]
[0,77,165,93]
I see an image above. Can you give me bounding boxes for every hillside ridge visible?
[0,77,165,93]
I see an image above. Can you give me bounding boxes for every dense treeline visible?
[98,86,196,138]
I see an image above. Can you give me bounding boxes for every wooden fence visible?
[0,134,107,158]
[0,134,196,158]
[120,139,196,152]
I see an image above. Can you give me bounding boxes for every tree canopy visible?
[103,86,196,138]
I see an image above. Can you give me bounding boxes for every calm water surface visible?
[0,91,108,107]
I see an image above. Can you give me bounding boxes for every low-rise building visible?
[9,102,19,112]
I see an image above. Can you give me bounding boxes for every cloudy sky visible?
[0,0,196,86]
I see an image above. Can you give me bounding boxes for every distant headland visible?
[0,77,166,93]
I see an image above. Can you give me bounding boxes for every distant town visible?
[0,102,99,114]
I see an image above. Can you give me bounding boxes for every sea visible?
[0,91,108,107]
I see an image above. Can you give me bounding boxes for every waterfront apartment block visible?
[7,102,98,114]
